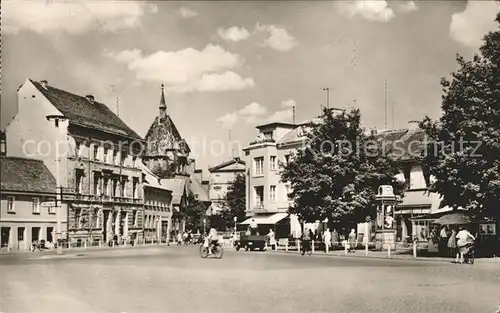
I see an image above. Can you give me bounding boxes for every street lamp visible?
[46,114,68,255]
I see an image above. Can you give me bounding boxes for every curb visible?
[268,249,500,264]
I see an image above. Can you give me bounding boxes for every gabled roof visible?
[256,122,296,130]
[0,156,56,193]
[30,79,142,140]
[144,115,190,156]
[208,157,246,173]
[190,175,210,202]
[375,128,425,161]
[161,177,188,205]
[141,163,172,192]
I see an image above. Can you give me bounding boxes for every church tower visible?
[143,84,191,178]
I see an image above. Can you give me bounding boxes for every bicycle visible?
[301,240,312,256]
[200,243,224,259]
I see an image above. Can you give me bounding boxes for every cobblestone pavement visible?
[1,245,499,313]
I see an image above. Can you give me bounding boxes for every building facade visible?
[6,79,144,246]
[208,157,245,215]
[142,164,173,243]
[0,156,67,251]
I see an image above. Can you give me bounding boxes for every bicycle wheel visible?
[199,245,209,258]
[214,246,224,259]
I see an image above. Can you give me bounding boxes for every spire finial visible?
[159,82,166,110]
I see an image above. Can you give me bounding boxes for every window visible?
[103,178,109,196]
[93,145,99,161]
[48,205,56,214]
[75,170,83,194]
[7,196,15,213]
[93,209,100,228]
[132,156,138,168]
[93,175,100,195]
[254,157,264,176]
[75,209,82,228]
[133,178,138,198]
[75,143,81,157]
[263,131,273,140]
[32,198,40,214]
[270,156,277,171]
[121,180,127,198]
[113,150,119,165]
[270,185,276,202]
[104,148,109,163]
[254,186,264,207]
[112,180,118,197]
[132,210,137,227]
[120,151,127,166]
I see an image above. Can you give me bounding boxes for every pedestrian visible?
[447,228,457,258]
[177,232,183,245]
[439,226,448,256]
[250,219,258,235]
[267,229,276,250]
[323,228,332,253]
[348,229,357,252]
[331,229,339,250]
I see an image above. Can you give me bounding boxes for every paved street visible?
[1,246,499,313]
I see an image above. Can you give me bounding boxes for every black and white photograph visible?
[1,1,500,312]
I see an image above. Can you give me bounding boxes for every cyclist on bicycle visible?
[455,227,475,264]
[206,227,219,256]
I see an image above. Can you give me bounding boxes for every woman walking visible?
[348,229,357,253]
[447,228,457,258]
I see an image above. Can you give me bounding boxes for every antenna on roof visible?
[292,106,296,125]
[392,100,395,129]
[116,96,120,117]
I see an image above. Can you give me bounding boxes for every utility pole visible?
[292,106,296,125]
[322,88,330,109]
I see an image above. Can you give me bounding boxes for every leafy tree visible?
[281,108,405,227]
[184,191,208,232]
[419,13,500,221]
[219,173,247,230]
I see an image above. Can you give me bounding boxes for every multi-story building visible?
[242,122,311,237]
[208,157,245,215]
[376,127,442,241]
[142,164,173,242]
[0,156,67,251]
[6,79,144,246]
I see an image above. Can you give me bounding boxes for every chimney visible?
[0,131,6,156]
[40,80,48,89]
[371,128,377,136]
[201,180,210,195]
[86,95,95,104]
[194,169,203,182]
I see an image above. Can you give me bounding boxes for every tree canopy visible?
[281,108,405,226]
[219,173,247,230]
[419,13,500,221]
[184,191,208,232]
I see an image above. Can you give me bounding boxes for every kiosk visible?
[374,185,400,251]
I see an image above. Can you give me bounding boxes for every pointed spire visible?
[159,83,167,120]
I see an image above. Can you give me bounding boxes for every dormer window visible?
[263,131,273,140]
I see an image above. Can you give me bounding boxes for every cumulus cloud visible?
[450,0,500,48]
[281,99,297,108]
[256,24,298,51]
[105,44,254,92]
[217,112,240,127]
[175,71,255,92]
[179,6,199,18]
[398,1,419,13]
[265,109,294,123]
[337,1,395,22]
[217,102,268,126]
[218,26,251,42]
[3,1,157,34]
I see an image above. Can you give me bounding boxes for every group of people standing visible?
[437,225,476,263]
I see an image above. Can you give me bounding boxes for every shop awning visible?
[396,190,441,213]
[240,213,289,225]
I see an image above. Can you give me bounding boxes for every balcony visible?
[249,138,275,145]
[254,204,264,211]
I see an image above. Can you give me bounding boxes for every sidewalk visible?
[270,247,500,264]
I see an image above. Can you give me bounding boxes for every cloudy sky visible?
[2,0,499,171]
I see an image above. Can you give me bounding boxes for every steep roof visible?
[277,124,309,146]
[30,80,142,140]
[141,163,172,192]
[0,156,56,193]
[190,175,210,202]
[144,115,191,156]
[256,122,296,130]
[161,177,188,205]
[375,128,425,161]
[208,157,246,173]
